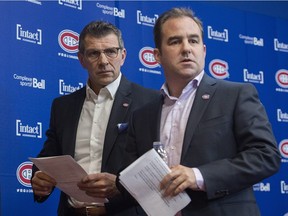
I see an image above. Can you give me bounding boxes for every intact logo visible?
[16,119,42,138]
[137,10,158,27]
[139,47,159,69]
[275,69,288,89]
[59,79,83,95]
[209,59,229,79]
[243,69,264,84]
[207,26,228,42]
[58,30,79,53]
[16,162,32,187]
[279,139,288,160]
[274,38,288,53]
[16,24,42,45]
[59,0,82,10]
[277,109,288,122]
[280,181,288,194]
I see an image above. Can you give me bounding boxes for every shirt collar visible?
[86,72,122,100]
[160,70,204,99]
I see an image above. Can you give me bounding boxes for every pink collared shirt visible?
[160,71,205,191]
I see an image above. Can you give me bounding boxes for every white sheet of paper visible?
[119,149,191,216]
[29,155,108,203]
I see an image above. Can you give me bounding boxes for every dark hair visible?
[153,7,204,49]
[78,21,124,53]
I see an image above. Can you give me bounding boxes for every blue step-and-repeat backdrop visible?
[0,1,287,215]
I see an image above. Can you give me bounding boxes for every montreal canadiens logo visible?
[139,47,159,68]
[209,59,229,79]
[279,139,288,159]
[58,30,79,53]
[275,69,288,88]
[16,161,33,187]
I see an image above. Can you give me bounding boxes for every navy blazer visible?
[32,75,160,216]
[124,74,281,216]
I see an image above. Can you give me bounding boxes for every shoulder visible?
[205,74,257,92]
[120,75,160,98]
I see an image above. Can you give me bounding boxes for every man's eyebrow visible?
[167,35,182,42]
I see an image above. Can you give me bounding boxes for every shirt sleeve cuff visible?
[192,167,206,191]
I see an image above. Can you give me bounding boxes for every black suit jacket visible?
[32,75,160,216]
[123,74,281,216]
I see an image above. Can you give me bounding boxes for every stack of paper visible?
[119,149,191,216]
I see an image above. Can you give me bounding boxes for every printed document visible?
[29,155,108,203]
[119,149,191,216]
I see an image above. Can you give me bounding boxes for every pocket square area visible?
[117,123,128,133]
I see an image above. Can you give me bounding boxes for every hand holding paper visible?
[119,149,191,216]
[29,155,108,203]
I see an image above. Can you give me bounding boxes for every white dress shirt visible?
[69,73,121,207]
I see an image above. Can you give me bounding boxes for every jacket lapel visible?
[181,74,217,161]
[101,77,132,167]
[63,88,86,156]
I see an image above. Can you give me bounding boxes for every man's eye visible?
[88,51,99,57]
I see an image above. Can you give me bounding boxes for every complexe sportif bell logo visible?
[16,119,42,138]
[96,2,125,18]
[58,29,79,53]
[253,182,270,192]
[209,59,229,79]
[16,161,33,187]
[239,34,264,47]
[16,24,42,45]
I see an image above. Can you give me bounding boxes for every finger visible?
[160,173,174,190]
[35,171,56,185]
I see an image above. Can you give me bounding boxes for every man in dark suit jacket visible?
[120,7,281,216]
[31,21,159,216]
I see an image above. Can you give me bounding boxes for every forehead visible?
[83,33,119,48]
[161,17,201,38]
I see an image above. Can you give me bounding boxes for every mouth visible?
[180,58,194,64]
[98,70,113,74]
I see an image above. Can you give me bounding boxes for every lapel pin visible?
[123,103,129,107]
[202,94,210,100]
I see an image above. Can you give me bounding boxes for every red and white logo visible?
[58,30,79,53]
[139,47,159,68]
[275,69,288,88]
[16,161,33,187]
[209,59,229,79]
[279,139,288,159]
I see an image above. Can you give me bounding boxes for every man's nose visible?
[98,52,109,64]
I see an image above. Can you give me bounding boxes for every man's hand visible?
[160,165,198,197]
[31,171,56,196]
[77,173,119,198]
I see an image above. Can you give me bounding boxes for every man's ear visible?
[78,52,86,69]
[153,48,161,64]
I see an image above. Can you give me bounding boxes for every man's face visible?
[154,17,206,84]
[78,33,126,93]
